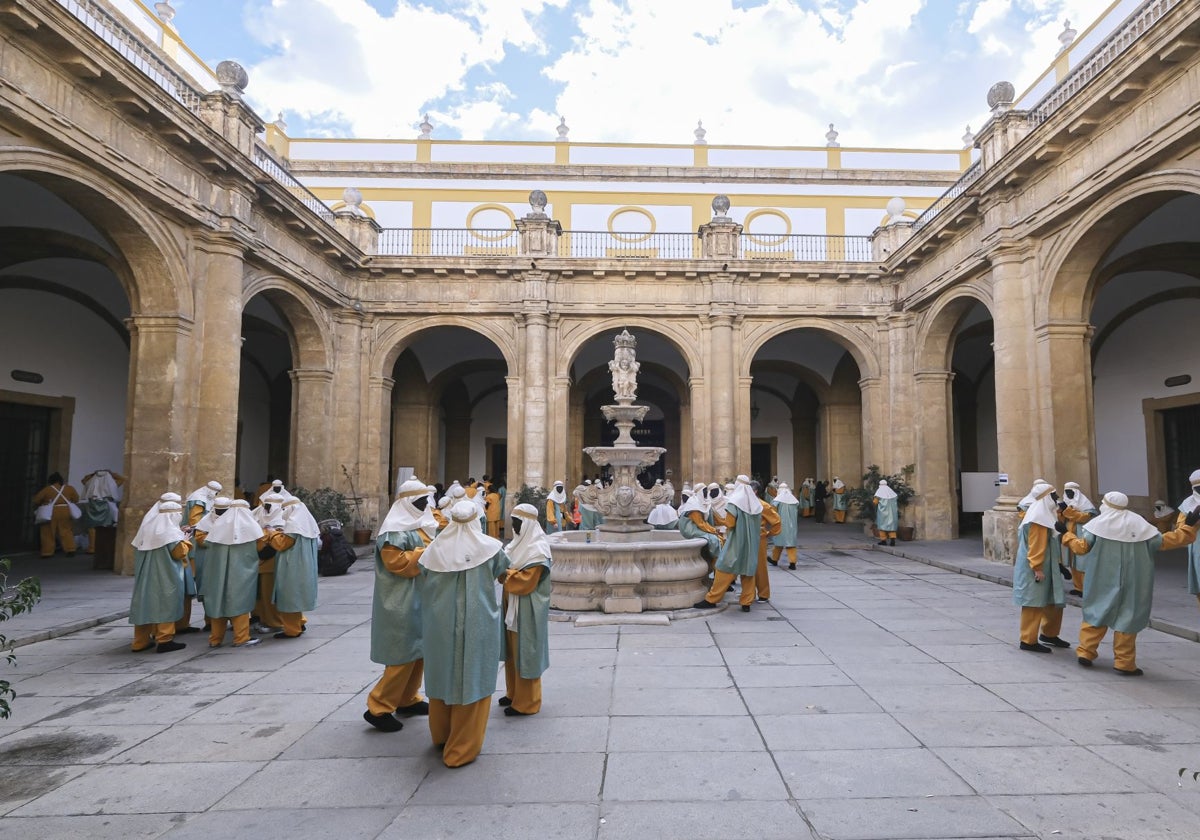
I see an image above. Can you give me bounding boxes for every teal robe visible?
[420,550,507,706]
[129,542,186,625]
[506,560,551,679]
[1077,529,1157,634]
[716,506,761,577]
[833,489,848,512]
[775,501,799,548]
[875,497,899,532]
[679,511,720,558]
[799,488,812,514]
[580,507,599,530]
[1012,521,1065,608]
[546,501,567,533]
[1185,512,1200,595]
[370,529,424,666]
[198,540,259,618]
[274,534,319,613]
[182,500,207,591]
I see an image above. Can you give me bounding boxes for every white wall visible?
[749,392,795,482]
[468,389,508,479]
[1094,299,1200,496]
[0,289,128,481]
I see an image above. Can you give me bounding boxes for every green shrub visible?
[292,486,352,526]
[846,465,916,522]
[1,558,42,719]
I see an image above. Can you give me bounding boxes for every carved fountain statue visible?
[548,330,709,613]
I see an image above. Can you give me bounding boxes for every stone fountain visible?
[548,330,709,613]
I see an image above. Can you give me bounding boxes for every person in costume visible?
[1152,500,1176,534]
[363,478,432,732]
[485,483,503,538]
[252,492,287,633]
[831,477,848,523]
[1060,490,1198,675]
[175,480,222,634]
[266,498,320,639]
[1058,480,1098,596]
[647,492,679,530]
[753,481,781,603]
[1013,482,1068,653]
[192,496,231,631]
[694,475,763,612]
[197,499,263,649]
[813,480,829,524]
[33,472,79,557]
[766,476,780,500]
[433,495,451,532]
[577,481,600,531]
[419,500,507,767]
[129,500,192,653]
[678,484,722,567]
[1016,479,1049,513]
[1176,469,1200,614]
[80,468,124,554]
[799,478,814,519]
[874,479,899,546]
[546,480,569,533]
[500,503,552,716]
[770,482,800,569]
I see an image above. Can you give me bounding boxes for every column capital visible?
[290,368,335,384]
[1035,320,1095,341]
[369,375,395,392]
[124,314,194,335]
[987,240,1035,265]
[857,376,882,391]
[914,370,955,384]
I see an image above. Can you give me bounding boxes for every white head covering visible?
[705,482,725,514]
[83,470,120,501]
[726,475,763,515]
[1062,481,1095,512]
[378,478,430,535]
[255,493,286,529]
[1153,500,1175,518]
[1019,482,1058,530]
[548,481,567,505]
[832,477,845,491]
[205,499,265,544]
[504,503,552,628]
[421,486,440,538]
[131,501,186,551]
[1084,491,1159,542]
[677,491,707,517]
[647,503,678,526]
[133,492,183,545]
[282,498,321,539]
[269,480,295,501]
[420,500,503,573]
[187,481,222,506]
[1179,470,1200,514]
[874,479,898,501]
[447,481,466,501]
[773,482,799,505]
[195,496,231,533]
[681,482,692,498]
[1018,479,1048,510]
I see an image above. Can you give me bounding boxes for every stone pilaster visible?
[1036,321,1097,491]
[366,373,393,522]
[708,312,735,480]
[334,209,382,254]
[688,375,709,479]
[913,370,957,540]
[521,311,549,489]
[327,312,370,516]
[736,375,753,474]
[856,376,883,474]
[516,216,563,257]
[289,368,334,490]
[698,219,742,260]
[975,110,1036,172]
[505,374,524,495]
[199,89,263,158]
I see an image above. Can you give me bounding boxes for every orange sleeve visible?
[381,544,423,577]
[761,504,781,536]
[269,532,297,551]
[1026,524,1048,571]
[504,564,546,596]
[687,511,719,535]
[32,486,53,506]
[169,541,193,561]
[1062,508,1093,524]
[188,505,206,527]
[1161,523,1198,551]
[1061,532,1090,556]
[194,530,208,548]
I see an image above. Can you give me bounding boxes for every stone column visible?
[505,374,523,495]
[390,386,434,483]
[914,370,957,540]
[191,236,245,485]
[736,375,753,474]
[553,374,574,485]
[688,375,709,479]
[118,314,195,574]
[984,245,1041,563]
[709,313,735,480]
[1037,322,1096,491]
[289,368,334,490]
[823,401,863,486]
[857,376,883,474]
[521,311,549,489]
[367,374,393,519]
[328,312,371,517]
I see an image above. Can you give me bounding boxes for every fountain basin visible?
[548,530,709,613]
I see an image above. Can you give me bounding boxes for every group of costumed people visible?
[364,478,552,768]
[1011,473,1200,675]
[128,478,319,654]
[31,469,127,558]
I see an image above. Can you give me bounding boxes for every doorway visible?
[0,401,51,551]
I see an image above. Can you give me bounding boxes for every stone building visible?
[1,0,1198,572]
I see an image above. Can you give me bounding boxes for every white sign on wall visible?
[962,472,1003,512]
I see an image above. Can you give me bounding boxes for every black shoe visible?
[877,539,887,545]
[756,597,769,603]
[273,631,302,640]
[131,645,155,653]
[176,626,202,635]
[363,710,404,732]
[498,696,512,707]
[1114,667,1144,677]
[767,560,778,566]
[156,640,186,653]
[788,564,796,570]
[1019,642,1051,653]
[396,700,429,716]
[1039,635,1070,648]
[889,538,896,546]
[1077,656,1093,667]
[740,605,751,612]
[1068,589,1083,596]
[692,600,718,610]
[504,706,533,717]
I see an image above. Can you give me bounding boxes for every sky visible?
[169,0,1120,149]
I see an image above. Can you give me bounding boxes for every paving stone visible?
[611,686,746,716]
[607,715,760,752]
[756,713,920,751]
[720,646,832,667]
[931,745,1148,794]
[212,757,427,809]
[802,796,1029,839]
[861,683,1016,714]
[0,724,167,764]
[410,753,605,804]
[383,803,599,840]
[892,711,1071,748]
[599,800,816,838]
[741,685,884,716]
[725,664,853,687]
[110,722,315,763]
[161,807,398,839]
[776,748,974,799]
[0,814,179,839]
[279,720,441,759]
[837,661,971,685]
[991,792,1200,839]
[183,691,356,724]
[603,750,788,801]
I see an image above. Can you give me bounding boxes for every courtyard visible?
[3,542,1200,840]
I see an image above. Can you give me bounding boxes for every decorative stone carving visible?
[215,61,248,97]
[273,112,288,134]
[342,187,364,215]
[711,194,731,220]
[987,81,1015,113]
[694,120,707,145]
[527,189,549,218]
[962,124,974,149]
[608,329,639,404]
[1058,20,1077,54]
[154,2,176,27]
[418,113,433,138]
[556,116,569,142]
[886,197,906,224]
[825,123,840,147]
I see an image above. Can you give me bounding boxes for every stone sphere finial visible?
[419,113,433,138]
[694,119,707,145]
[556,116,569,142]
[342,187,363,212]
[273,111,288,133]
[886,197,906,224]
[528,189,548,217]
[215,61,248,97]
[825,122,840,147]
[962,124,974,149]
[1058,19,1077,53]
[711,195,731,219]
[986,81,1015,113]
[154,2,176,26]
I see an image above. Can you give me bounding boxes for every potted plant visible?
[846,465,917,540]
[291,486,352,526]
[341,465,373,545]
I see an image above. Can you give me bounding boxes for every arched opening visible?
[238,294,294,497]
[748,329,864,487]
[566,329,691,487]
[386,327,510,493]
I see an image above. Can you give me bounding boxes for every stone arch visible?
[915,283,994,372]
[372,316,518,379]
[0,146,192,319]
[739,318,880,381]
[1040,169,1200,324]
[556,317,702,380]
[241,273,334,371]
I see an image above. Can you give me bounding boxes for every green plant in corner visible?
[0,558,42,719]
[341,464,367,529]
[846,464,916,522]
[513,484,550,529]
[291,486,352,526]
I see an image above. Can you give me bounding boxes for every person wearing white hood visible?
[196,499,262,649]
[265,498,321,639]
[80,468,123,554]
[364,478,434,733]
[173,480,222,634]
[129,500,193,653]
[1176,469,1200,612]
[253,493,287,634]
[678,484,722,565]
[500,503,553,716]
[647,493,679,530]
[1060,490,1198,674]
[546,480,569,533]
[831,477,848,524]
[419,500,508,767]
[192,496,231,631]
[133,492,182,542]
[1058,481,1099,596]
[1017,480,1049,513]
[770,483,801,569]
[874,480,899,546]
[1012,482,1068,653]
[799,478,814,518]
[695,475,763,612]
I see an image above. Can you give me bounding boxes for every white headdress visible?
[133,492,182,545]
[726,475,763,515]
[1084,491,1158,543]
[203,499,264,544]
[1153,500,1175,518]
[282,498,321,539]
[378,478,431,535]
[1180,470,1200,514]
[1062,481,1095,512]
[131,501,186,551]
[195,496,231,533]
[1019,482,1058,530]
[255,493,286,529]
[773,482,799,505]
[420,500,503,573]
[874,479,898,501]
[83,470,120,501]
[547,481,567,505]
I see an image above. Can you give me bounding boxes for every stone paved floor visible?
[4,548,1200,839]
